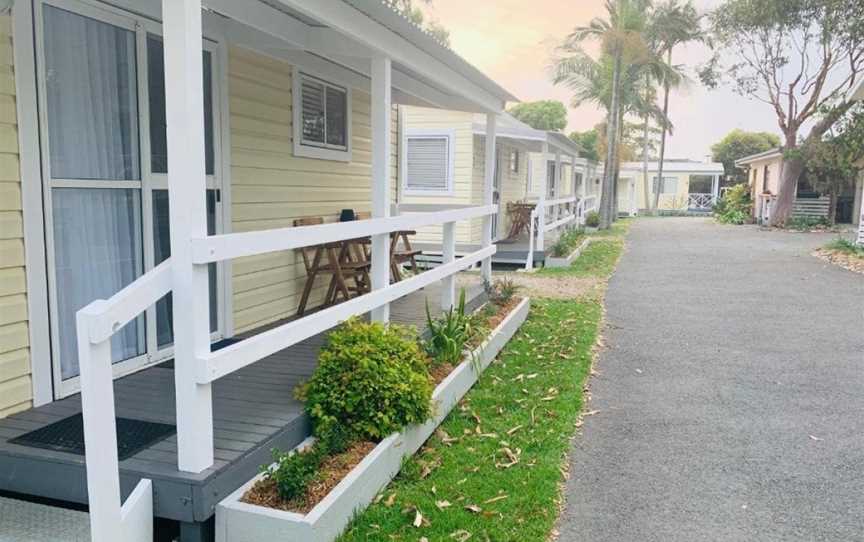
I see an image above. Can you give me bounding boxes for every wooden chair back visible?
[293,217,324,273]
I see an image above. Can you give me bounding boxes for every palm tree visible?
[648,0,704,211]
[552,0,653,228]
[552,1,672,223]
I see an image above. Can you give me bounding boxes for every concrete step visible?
[0,496,90,542]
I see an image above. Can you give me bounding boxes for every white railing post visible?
[441,221,455,309]
[371,55,392,323]
[76,307,123,542]
[78,303,154,542]
[553,150,562,227]
[481,113,496,282]
[525,207,536,271]
[537,142,548,251]
[163,0,213,473]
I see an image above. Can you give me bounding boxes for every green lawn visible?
[338,299,601,542]
[536,239,623,278]
[337,221,628,541]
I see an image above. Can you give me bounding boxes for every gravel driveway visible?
[558,218,864,542]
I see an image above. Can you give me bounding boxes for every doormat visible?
[9,413,175,461]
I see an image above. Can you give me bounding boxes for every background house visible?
[400,107,585,266]
[736,148,863,226]
[618,159,724,214]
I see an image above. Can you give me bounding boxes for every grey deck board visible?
[0,283,486,523]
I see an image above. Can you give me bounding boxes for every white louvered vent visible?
[406,136,450,192]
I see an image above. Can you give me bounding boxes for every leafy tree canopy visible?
[570,129,600,161]
[711,129,781,183]
[803,104,864,222]
[508,100,569,131]
[393,0,451,46]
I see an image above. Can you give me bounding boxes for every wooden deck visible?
[0,279,484,528]
[414,236,546,267]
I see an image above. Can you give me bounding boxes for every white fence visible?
[74,206,496,542]
[524,195,595,270]
[687,193,715,211]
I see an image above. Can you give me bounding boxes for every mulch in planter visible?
[242,440,377,514]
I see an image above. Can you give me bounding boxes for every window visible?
[763,165,770,192]
[404,130,454,195]
[293,70,351,161]
[653,176,678,194]
[509,149,519,172]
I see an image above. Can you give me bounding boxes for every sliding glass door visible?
[36,0,225,397]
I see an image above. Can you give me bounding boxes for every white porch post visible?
[163,0,213,473]
[481,113,496,282]
[371,55,391,322]
[554,150,562,225]
[537,142,548,251]
[712,174,720,203]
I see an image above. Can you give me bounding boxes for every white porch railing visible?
[688,193,716,210]
[74,207,496,542]
[74,262,174,542]
[525,196,580,270]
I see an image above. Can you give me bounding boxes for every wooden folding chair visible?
[293,217,370,315]
[390,230,422,282]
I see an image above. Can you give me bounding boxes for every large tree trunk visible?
[613,108,625,221]
[600,52,622,230]
[641,73,652,211]
[827,186,837,225]
[769,147,804,226]
[652,49,673,213]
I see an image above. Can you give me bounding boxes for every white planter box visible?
[545,238,591,268]
[216,297,531,542]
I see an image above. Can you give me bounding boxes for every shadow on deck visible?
[0,278,485,527]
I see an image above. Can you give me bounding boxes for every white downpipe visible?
[371,55,392,322]
[163,0,213,474]
[482,113,496,282]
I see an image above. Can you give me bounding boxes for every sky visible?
[419,0,782,161]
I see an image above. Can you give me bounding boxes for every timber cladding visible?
[0,14,32,419]
[227,46,399,334]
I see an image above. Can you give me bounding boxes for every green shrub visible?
[585,211,600,228]
[484,277,521,307]
[264,445,322,502]
[425,289,473,366]
[550,227,586,257]
[786,215,830,230]
[714,184,752,224]
[300,319,432,440]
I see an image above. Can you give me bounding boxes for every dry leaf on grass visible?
[384,492,397,507]
[465,504,482,513]
[435,500,452,510]
[483,494,508,504]
[450,530,472,541]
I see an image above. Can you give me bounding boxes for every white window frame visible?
[402,128,455,197]
[292,67,352,162]
[509,149,519,173]
[21,0,232,399]
[653,175,678,195]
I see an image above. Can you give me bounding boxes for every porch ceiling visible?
[202,0,515,113]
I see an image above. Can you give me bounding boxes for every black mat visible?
[9,413,175,461]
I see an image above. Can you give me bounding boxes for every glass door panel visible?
[42,4,145,382]
[152,189,219,348]
[51,188,145,379]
